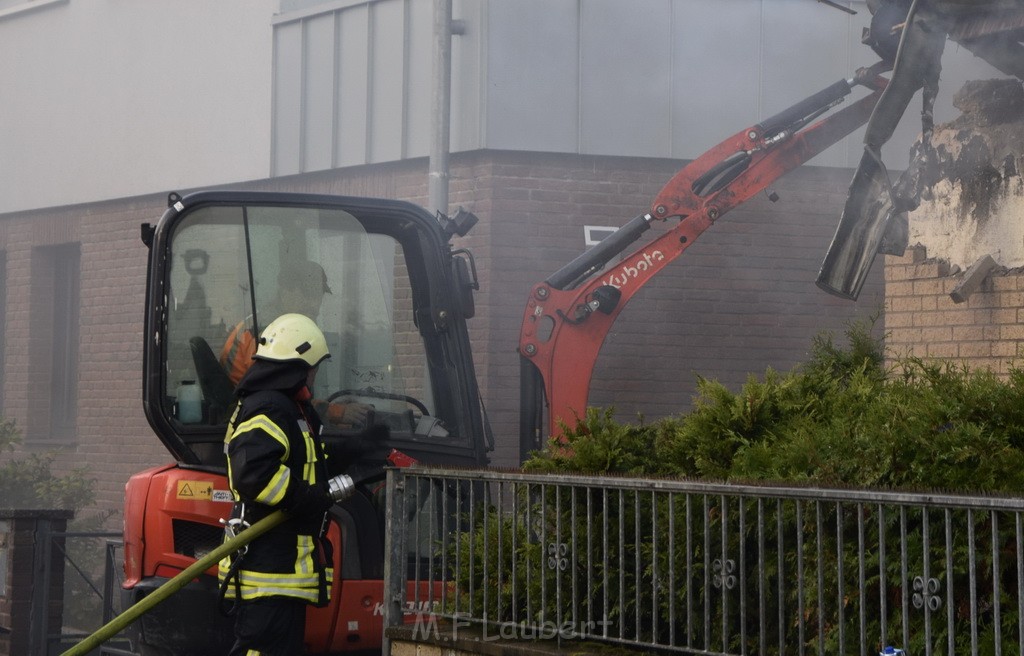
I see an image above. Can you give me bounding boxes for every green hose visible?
[61,509,287,656]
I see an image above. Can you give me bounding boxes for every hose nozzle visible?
[327,474,355,503]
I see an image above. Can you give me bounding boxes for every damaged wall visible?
[887,77,1024,371]
[906,78,1024,270]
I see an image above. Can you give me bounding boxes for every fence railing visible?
[45,531,132,656]
[382,467,1024,656]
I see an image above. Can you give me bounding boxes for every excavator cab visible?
[125,191,489,655]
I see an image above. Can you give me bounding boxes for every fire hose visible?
[61,473,356,656]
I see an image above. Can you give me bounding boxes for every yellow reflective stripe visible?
[296,535,313,576]
[232,570,317,585]
[217,567,334,585]
[302,429,317,484]
[224,403,241,445]
[218,564,333,581]
[232,415,291,460]
[229,568,321,587]
[224,404,241,499]
[246,651,261,656]
[217,572,334,603]
[220,585,320,603]
[255,466,290,506]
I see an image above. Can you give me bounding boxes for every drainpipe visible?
[429,0,453,217]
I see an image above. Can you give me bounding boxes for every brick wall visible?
[0,151,884,520]
[0,197,164,524]
[885,245,1024,373]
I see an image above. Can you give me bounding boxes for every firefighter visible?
[218,313,338,656]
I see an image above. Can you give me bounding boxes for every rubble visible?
[951,78,1024,125]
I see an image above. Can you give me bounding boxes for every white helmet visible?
[254,313,330,368]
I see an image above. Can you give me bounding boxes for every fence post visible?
[0,509,73,656]
[103,541,121,625]
[381,467,408,656]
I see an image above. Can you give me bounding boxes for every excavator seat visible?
[189,336,236,424]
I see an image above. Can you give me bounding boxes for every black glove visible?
[283,482,334,519]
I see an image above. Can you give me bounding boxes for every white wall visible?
[483,0,1004,169]
[0,0,1006,214]
[269,0,486,175]
[271,0,1004,179]
[0,0,276,214]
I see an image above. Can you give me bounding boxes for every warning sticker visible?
[176,481,233,502]
[176,480,212,500]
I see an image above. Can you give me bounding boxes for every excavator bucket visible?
[817,0,948,300]
[816,148,895,300]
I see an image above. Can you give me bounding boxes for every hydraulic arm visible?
[518,63,891,460]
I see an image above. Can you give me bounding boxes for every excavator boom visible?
[518,63,890,459]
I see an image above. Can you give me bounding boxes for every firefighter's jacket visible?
[218,381,333,606]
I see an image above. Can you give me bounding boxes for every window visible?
[30,243,80,441]
[584,225,617,247]
[50,245,80,437]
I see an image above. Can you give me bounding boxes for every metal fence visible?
[382,467,1024,656]
[44,531,132,656]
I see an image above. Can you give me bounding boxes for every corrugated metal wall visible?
[272,0,467,174]
[271,0,999,177]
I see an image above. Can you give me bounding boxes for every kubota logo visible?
[602,250,665,289]
[371,599,438,616]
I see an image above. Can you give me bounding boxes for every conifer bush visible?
[450,320,1024,653]
[526,320,1024,492]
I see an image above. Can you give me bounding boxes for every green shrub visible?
[0,416,96,510]
[454,320,1024,653]
[526,319,1024,494]
[0,416,108,634]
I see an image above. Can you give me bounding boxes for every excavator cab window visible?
[157,200,450,466]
